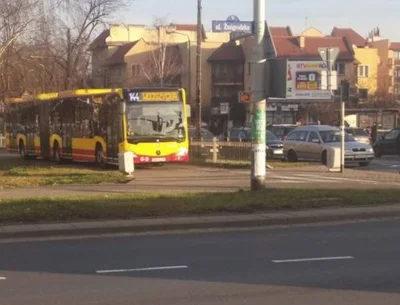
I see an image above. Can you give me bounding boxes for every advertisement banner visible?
[286,61,331,100]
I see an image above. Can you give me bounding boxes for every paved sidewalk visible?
[3,165,400,199]
[1,204,400,239]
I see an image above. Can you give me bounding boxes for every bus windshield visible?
[126,102,186,143]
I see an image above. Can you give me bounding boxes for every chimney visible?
[299,35,305,48]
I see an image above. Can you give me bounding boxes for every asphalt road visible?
[1,220,400,304]
[363,155,400,173]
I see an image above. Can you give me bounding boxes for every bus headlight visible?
[177,147,188,157]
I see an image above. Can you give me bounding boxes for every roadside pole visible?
[340,89,345,173]
[250,0,266,191]
[340,80,349,173]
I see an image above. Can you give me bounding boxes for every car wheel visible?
[287,150,298,162]
[321,151,327,165]
[374,147,382,158]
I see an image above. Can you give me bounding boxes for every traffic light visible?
[341,80,350,102]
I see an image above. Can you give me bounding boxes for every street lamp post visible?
[166,29,192,107]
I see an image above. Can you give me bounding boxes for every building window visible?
[131,64,141,77]
[395,68,400,77]
[358,65,369,78]
[214,87,220,97]
[337,63,346,75]
[394,51,400,59]
[215,63,227,76]
[359,88,368,100]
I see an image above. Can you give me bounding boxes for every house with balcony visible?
[90,23,230,124]
[207,41,245,135]
[368,30,400,100]
[332,27,380,102]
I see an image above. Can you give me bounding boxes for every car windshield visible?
[266,130,279,141]
[346,128,369,136]
[320,130,355,143]
[126,102,185,143]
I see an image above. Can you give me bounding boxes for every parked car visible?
[283,125,375,167]
[345,127,371,145]
[228,127,284,159]
[372,127,400,157]
[188,127,221,157]
[267,124,297,141]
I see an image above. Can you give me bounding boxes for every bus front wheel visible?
[19,141,28,160]
[53,142,62,164]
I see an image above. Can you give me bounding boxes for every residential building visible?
[332,27,380,101]
[208,41,245,134]
[368,30,400,99]
[266,32,357,123]
[90,23,230,123]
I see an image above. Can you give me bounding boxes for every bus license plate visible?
[152,157,166,162]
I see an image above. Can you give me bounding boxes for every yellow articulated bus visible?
[5,87,190,166]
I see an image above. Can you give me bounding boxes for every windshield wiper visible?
[154,134,184,142]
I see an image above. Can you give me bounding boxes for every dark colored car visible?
[267,125,297,141]
[228,127,283,158]
[372,127,400,157]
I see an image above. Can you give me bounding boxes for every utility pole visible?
[251,0,266,190]
[196,0,202,137]
[340,80,350,173]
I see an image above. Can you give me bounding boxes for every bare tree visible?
[0,0,41,98]
[50,0,129,89]
[141,41,183,87]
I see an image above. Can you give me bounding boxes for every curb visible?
[1,205,400,239]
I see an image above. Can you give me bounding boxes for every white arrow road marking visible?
[272,256,354,263]
[96,265,188,274]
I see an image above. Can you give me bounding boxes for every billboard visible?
[286,61,331,100]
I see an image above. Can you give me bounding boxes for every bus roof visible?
[5,87,184,105]
[5,88,123,104]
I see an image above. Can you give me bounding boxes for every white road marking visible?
[294,174,379,184]
[0,277,6,280]
[272,256,354,263]
[270,175,341,183]
[96,265,188,274]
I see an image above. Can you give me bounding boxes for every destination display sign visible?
[125,90,180,102]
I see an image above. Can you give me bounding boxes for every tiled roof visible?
[208,42,245,62]
[272,36,354,61]
[390,42,400,51]
[89,29,110,50]
[106,41,138,65]
[270,26,292,37]
[331,27,366,47]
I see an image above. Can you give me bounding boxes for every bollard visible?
[212,137,218,164]
[118,151,135,179]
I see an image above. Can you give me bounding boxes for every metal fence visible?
[189,138,285,165]
[190,139,251,164]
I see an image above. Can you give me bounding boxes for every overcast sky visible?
[117,0,400,41]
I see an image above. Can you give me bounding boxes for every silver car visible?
[283,125,375,167]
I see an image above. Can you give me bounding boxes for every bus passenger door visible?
[39,103,50,159]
